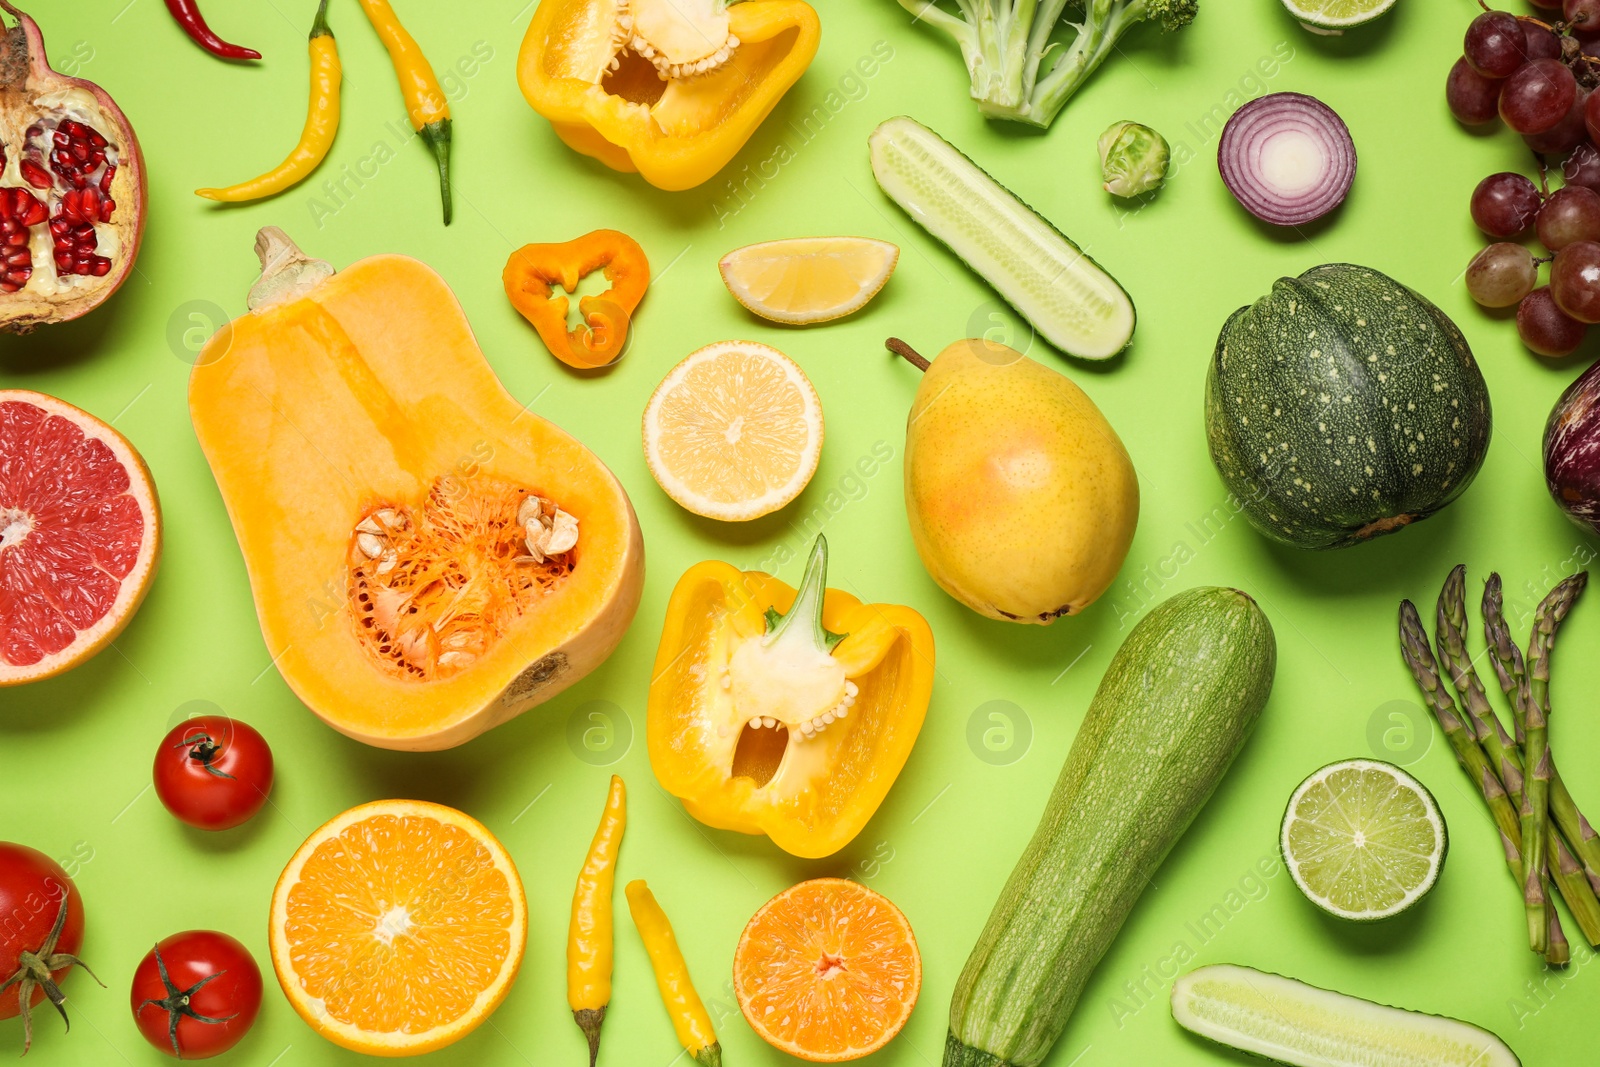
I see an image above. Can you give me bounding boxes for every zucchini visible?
[945,587,1275,1067]
[868,116,1136,361]
[1171,964,1521,1067]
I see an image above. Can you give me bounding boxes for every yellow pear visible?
[894,338,1139,623]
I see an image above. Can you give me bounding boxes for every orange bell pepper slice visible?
[503,229,649,369]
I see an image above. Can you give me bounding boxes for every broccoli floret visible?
[899,0,1199,128]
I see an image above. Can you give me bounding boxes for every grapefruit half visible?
[0,389,160,684]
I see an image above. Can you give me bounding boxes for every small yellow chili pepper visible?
[357,0,452,224]
[195,0,339,202]
[568,776,626,1067]
[626,880,721,1067]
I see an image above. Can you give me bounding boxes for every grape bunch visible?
[1450,4,1600,356]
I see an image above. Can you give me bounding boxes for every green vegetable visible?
[869,116,1135,361]
[1280,759,1446,922]
[1400,578,1600,961]
[1206,264,1491,550]
[1097,121,1168,197]
[1523,574,1586,952]
[1482,574,1600,893]
[945,587,1275,1067]
[1171,964,1521,1067]
[898,0,1198,128]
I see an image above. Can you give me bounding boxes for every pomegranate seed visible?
[79,187,99,217]
[89,130,106,149]
[90,258,110,277]
[48,218,68,236]
[19,160,51,189]
[52,131,67,146]
[99,198,115,223]
[100,165,116,193]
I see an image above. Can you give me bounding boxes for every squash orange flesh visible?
[190,252,642,749]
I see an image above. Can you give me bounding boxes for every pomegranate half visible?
[0,0,145,332]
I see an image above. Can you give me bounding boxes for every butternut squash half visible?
[189,228,644,750]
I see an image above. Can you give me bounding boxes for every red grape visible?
[1565,142,1600,189]
[1551,240,1600,321]
[1471,172,1543,236]
[1538,185,1600,249]
[1568,0,1600,30]
[1528,89,1590,154]
[1519,286,1588,356]
[1467,243,1539,307]
[1501,59,1578,134]
[1524,23,1563,61]
[1449,57,1505,125]
[1466,11,1528,77]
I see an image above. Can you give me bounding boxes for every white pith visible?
[611,0,740,80]
[1,87,128,298]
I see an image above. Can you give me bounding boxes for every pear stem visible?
[886,337,929,372]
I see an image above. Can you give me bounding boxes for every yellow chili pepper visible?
[568,776,626,1067]
[625,880,721,1067]
[195,0,339,202]
[357,0,452,224]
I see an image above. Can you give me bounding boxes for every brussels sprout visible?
[1097,121,1170,198]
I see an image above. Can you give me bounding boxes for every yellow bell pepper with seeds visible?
[517,0,821,191]
[648,536,935,858]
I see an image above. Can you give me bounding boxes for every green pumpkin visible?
[1206,264,1491,550]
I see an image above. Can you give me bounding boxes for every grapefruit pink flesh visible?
[0,392,158,682]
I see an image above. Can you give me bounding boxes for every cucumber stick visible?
[869,116,1135,360]
[1172,965,1520,1067]
[945,588,1275,1067]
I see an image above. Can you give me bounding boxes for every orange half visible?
[269,800,527,1056]
[734,878,921,1062]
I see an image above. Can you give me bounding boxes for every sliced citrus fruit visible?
[0,389,160,685]
[1281,758,1447,921]
[719,238,899,325]
[643,340,823,521]
[1280,0,1397,33]
[269,800,527,1056]
[734,878,920,1062]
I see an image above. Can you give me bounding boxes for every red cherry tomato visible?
[153,716,274,830]
[0,843,95,1053]
[130,931,263,1059]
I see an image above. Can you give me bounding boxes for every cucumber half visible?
[868,115,1135,360]
[1171,965,1521,1067]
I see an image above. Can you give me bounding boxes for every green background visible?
[3,0,1598,1063]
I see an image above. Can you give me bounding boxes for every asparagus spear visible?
[1485,575,1600,897]
[1399,600,1574,954]
[1399,601,1524,849]
[1436,569,1600,948]
[1522,577,1587,952]
[1436,567,1521,799]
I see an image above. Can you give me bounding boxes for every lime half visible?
[1281,759,1446,921]
[1281,0,1398,33]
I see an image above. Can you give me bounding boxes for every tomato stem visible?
[138,945,239,1059]
[0,894,101,1054]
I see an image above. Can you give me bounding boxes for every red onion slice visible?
[1218,92,1357,227]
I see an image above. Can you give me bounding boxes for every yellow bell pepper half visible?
[648,537,935,859]
[517,0,821,191]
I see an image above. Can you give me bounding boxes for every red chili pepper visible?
[164,0,262,61]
